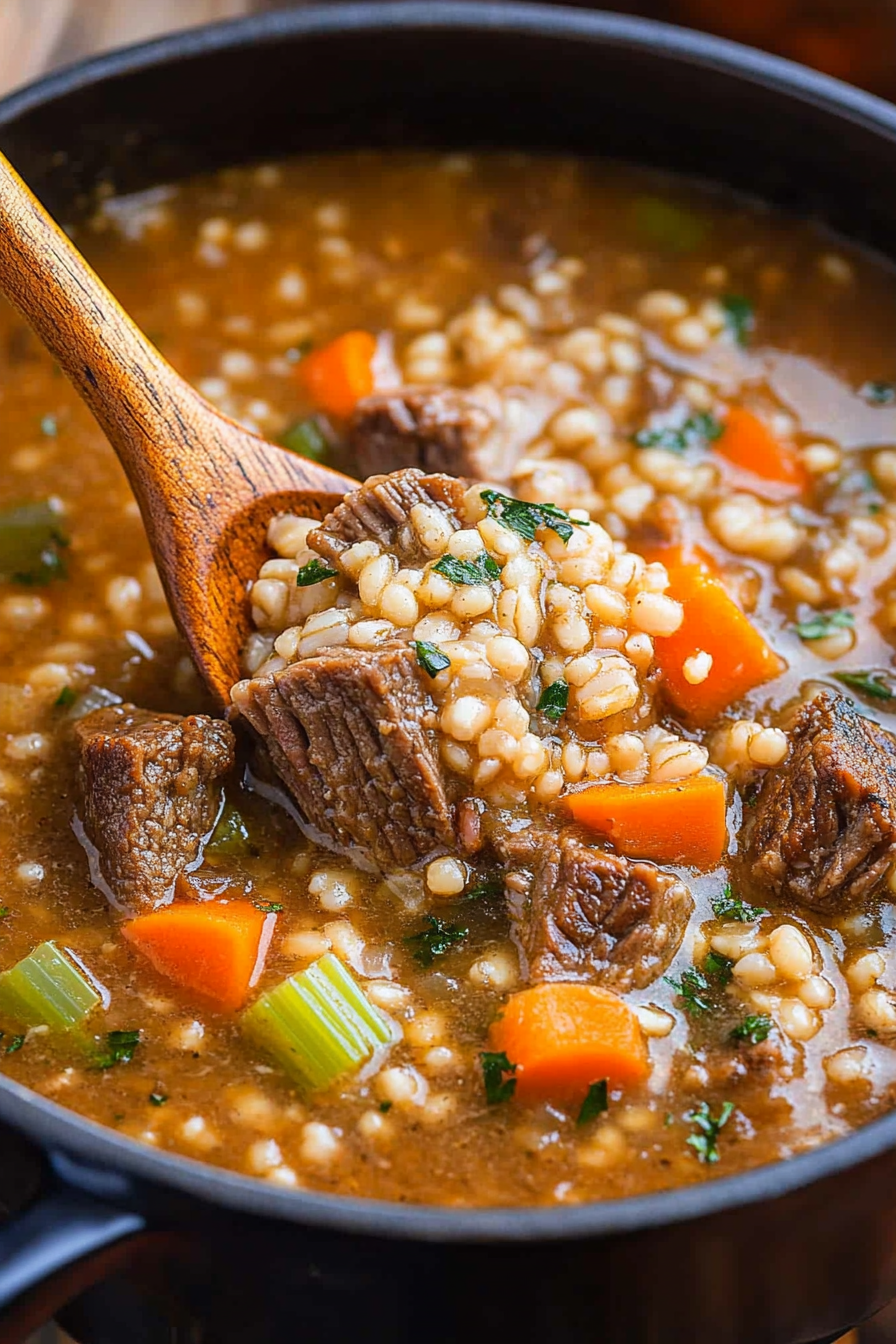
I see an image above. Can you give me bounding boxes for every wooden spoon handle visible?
[0,150,355,707]
[0,150,350,501]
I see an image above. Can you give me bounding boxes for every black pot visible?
[3,6,896,1342]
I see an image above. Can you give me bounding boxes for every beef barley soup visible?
[3,151,896,1206]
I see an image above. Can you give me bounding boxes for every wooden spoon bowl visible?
[0,150,358,706]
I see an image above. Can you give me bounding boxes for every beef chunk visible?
[743,691,896,911]
[233,643,455,870]
[350,388,502,481]
[501,827,692,991]
[75,705,234,913]
[350,387,546,485]
[308,467,466,569]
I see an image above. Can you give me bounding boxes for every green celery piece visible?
[0,941,101,1032]
[243,953,391,1093]
[206,800,253,857]
[0,501,69,585]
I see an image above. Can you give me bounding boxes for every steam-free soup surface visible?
[2,152,896,1205]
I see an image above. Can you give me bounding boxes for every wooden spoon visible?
[0,150,358,707]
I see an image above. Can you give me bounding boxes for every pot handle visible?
[0,1180,146,1344]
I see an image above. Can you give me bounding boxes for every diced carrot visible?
[567,775,728,869]
[123,901,275,1012]
[655,559,786,722]
[488,983,649,1104]
[714,407,808,495]
[297,330,377,419]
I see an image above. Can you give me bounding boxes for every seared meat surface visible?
[307,467,466,568]
[75,705,234,912]
[500,827,692,991]
[744,691,896,911]
[233,643,456,870]
[351,388,498,480]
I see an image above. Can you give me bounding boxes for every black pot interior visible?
[1,2,896,262]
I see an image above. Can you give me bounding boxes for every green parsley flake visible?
[432,553,500,585]
[480,489,588,545]
[860,380,896,405]
[462,876,504,903]
[537,678,569,721]
[794,609,854,641]
[54,686,77,709]
[480,1050,517,1105]
[40,415,58,437]
[379,1100,393,1113]
[404,915,468,967]
[296,558,338,588]
[0,907,9,920]
[253,900,283,914]
[703,950,734,988]
[412,640,451,678]
[721,295,755,347]
[634,413,723,455]
[712,884,767,923]
[833,669,896,703]
[576,1079,609,1126]
[686,1100,734,1163]
[5,1034,24,1054]
[0,500,69,586]
[96,1028,141,1069]
[664,967,713,1016]
[730,1014,772,1045]
[149,1092,168,1107]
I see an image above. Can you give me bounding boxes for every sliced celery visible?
[0,941,101,1032]
[0,501,69,585]
[243,953,391,1093]
[205,799,253,857]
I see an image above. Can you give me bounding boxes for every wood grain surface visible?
[0,148,354,707]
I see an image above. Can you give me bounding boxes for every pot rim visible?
[2,0,896,1244]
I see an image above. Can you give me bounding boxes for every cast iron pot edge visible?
[0,0,895,1248]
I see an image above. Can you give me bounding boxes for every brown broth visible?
[1,152,896,1205]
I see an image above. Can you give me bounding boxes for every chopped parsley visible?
[0,907,9,920]
[404,915,469,967]
[721,294,755,347]
[5,1034,24,1054]
[462,875,504,903]
[412,640,451,678]
[703,950,734,988]
[0,500,69,586]
[432,552,500,585]
[685,1100,734,1163]
[634,412,723,455]
[793,609,854,641]
[253,900,283,914]
[480,1050,517,1105]
[712,884,767,923]
[860,380,896,405]
[295,558,338,587]
[730,1014,772,1045]
[833,669,896,703]
[480,489,588,545]
[576,1079,609,1126]
[664,967,713,1016]
[54,686,77,709]
[379,1100,393,1113]
[95,1028,141,1069]
[149,1092,168,1107]
[280,416,328,462]
[632,196,708,253]
[537,678,569,722]
[40,414,58,437]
